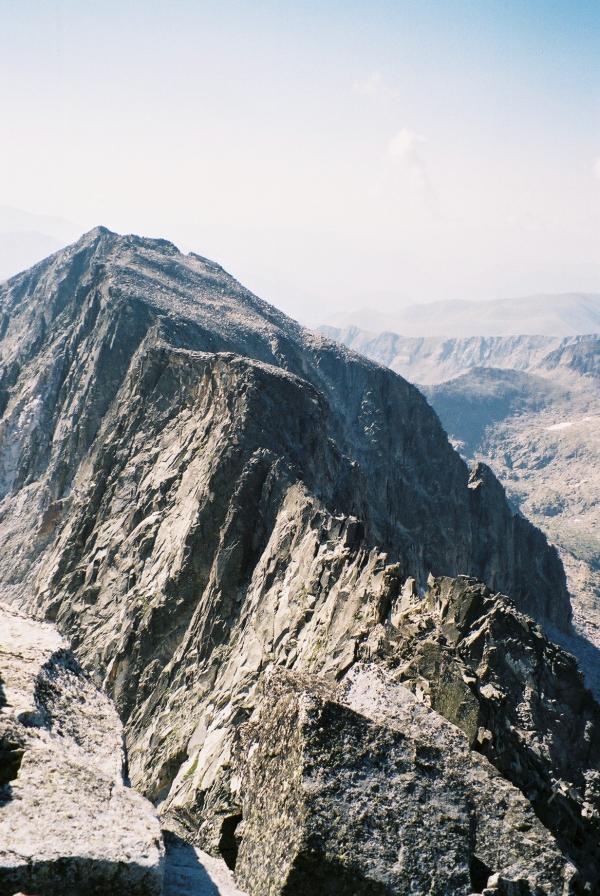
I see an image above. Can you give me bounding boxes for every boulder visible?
[0,603,163,896]
[231,666,578,896]
[384,575,600,887]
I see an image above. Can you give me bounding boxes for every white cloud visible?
[353,71,400,102]
[385,128,438,213]
[387,128,426,165]
[593,157,600,181]
[353,70,385,97]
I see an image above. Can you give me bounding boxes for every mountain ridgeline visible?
[1,229,598,895]
[0,229,569,623]
[323,292,600,340]
[319,325,600,385]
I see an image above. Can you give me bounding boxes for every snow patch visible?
[546,415,597,431]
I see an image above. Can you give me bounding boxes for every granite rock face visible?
[232,666,577,896]
[0,227,568,623]
[320,323,600,693]
[0,603,163,896]
[0,230,594,893]
[368,575,600,888]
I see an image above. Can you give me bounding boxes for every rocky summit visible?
[0,228,598,895]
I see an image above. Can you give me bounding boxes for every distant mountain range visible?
[319,328,599,384]
[326,293,600,338]
[0,206,78,282]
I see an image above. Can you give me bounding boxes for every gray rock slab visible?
[232,666,578,896]
[0,603,163,896]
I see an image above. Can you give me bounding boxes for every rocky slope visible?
[376,575,600,887]
[322,326,600,687]
[223,572,600,892]
[0,602,163,896]
[0,601,242,896]
[0,229,569,622]
[421,360,600,680]
[233,664,578,896]
[0,229,597,893]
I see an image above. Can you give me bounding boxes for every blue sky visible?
[1,0,599,320]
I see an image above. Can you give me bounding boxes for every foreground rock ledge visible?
[0,603,163,896]
[232,666,578,896]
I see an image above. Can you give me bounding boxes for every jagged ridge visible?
[0,228,589,893]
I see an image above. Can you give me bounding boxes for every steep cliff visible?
[0,228,569,622]
[321,324,600,690]
[0,229,589,892]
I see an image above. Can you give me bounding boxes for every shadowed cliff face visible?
[321,324,600,697]
[0,227,569,617]
[0,228,574,862]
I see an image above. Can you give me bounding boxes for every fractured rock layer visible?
[381,575,600,885]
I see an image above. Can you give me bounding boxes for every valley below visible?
[323,325,600,692]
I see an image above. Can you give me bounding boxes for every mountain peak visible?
[1,235,595,890]
[83,224,114,239]
[74,225,181,256]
